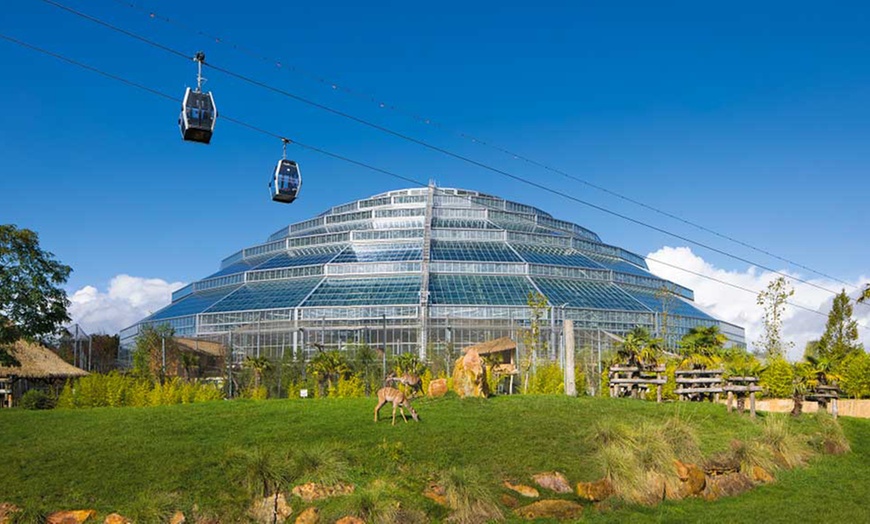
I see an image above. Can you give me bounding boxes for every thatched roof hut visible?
[0,340,88,380]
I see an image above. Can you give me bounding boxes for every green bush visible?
[527,362,563,394]
[19,389,55,410]
[761,357,794,398]
[335,374,366,398]
[56,373,224,408]
[838,352,870,399]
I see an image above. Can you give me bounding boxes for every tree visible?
[0,225,72,363]
[817,290,862,364]
[243,356,274,390]
[307,349,350,396]
[756,276,794,359]
[859,284,870,303]
[520,291,549,393]
[132,324,175,381]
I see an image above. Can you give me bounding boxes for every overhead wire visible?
[104,0,860,290]
[36,0,867,308]
[2,31,866,334]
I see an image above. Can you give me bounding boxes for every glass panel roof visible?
[621,286,714,320]
[148,286,241,320]
[431,218,499,229]
[205,278,324,313]
[204,255,272,279]
[331,245,423,263]
[531,278,650,311]
[430,240,521,262]
[252,249,341,270]
[428,274,537,305]
[511,244,605,269]
[303,276,422,306]
[585,254,653,278]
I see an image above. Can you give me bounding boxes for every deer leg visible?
[391,403,398,425]
[399,406,409,423]
[374,400,385,422]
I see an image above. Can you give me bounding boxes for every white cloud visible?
[646,246,870,361]
[68,275,185,335]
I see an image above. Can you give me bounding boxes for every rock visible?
[46,510,97,524]
[294,507,320,524]
[531,471,572,494]
[500,494,519,509]
[514,500,584,520]
[169,511,186,524]
[103,514,131,524]
[452,349,489,398]
[291,482,355,503]
[335,517,365,524]
[423,483,448,506]
[674,461,705,497]
[0,504,21,524]
[751,466,775,483]
[503,481,539,498]
[703,473,755,500]
[249,493,293,524]
[428,378,448,398]
[576,478,613,502]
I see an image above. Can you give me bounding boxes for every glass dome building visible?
[120,186,744,365]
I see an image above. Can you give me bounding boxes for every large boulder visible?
[531,471,572,494]
[452,349,489,398]
[503,481,539,498]
[514,500,584,520]
[46,510,97,524]
[249,493,293,524]
[751,465,775,483]
[576,478,613,502]
[674,460,706,497]
[703,473,755,500]
[428,378,448,398]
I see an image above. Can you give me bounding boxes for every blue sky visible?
[1,0,869,344]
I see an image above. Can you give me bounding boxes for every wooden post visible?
[750,391,756,419]
[656,384,662,403]
[832,397,839,420]
[727,390,733,413]
[564,320,576,397]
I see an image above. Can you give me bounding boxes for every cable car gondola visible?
[270,139,302,204]
[179,52,217,144]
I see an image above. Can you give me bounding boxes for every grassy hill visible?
[1,395,868,523]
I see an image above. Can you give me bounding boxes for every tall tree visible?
[0,225,72,365]
[859,284,869,303]
[756,276,794,359]
[817,290,862,363]
[520,291,549,393]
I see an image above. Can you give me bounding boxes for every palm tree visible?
[679,325,727,366]
[726,354,765,413]
[307,350,350,395]
[805,355,842,410]
[243,356,274,389]
[180,352,199,380]
[618,327,662,369]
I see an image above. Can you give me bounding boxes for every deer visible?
[374,386,419,425]
[386,371,423,397]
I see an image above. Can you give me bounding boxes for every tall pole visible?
[161,333,166,382]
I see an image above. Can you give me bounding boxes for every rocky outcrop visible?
[503,481,539,498]
[531,471,572,494]
[514,500,584,520]
[576,478,613,502]
[703,473,755,500]
[452,349,489,398]
[428,378,448,398]
[751,466,775,483]
[294,507,319,524]
[674,460,706,497]
[291,482,355,503]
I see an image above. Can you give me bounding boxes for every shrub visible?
[437,466,503,524]
[760,357,794,398]
[759,415,810,469]
[527,363,563,394]
[808,412,851,455]
[838,352,870,399]
[335,374,366,398]
[56,381,75,409]
[19,389,54,410]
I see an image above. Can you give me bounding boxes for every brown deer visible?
[386,371,423,397]
[374,387,419,425]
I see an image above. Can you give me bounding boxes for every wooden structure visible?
[0,340,88,408]
[465,337,518,394]
[675,369,724,402]
[608,364,667,402]
[808,384,841,420]
[175,337,228,378]
[724,376,763,418]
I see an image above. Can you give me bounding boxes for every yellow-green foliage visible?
[244,385,269,400]
[57,373,224,408]
[661,360,678,401]
[761,357,794,398]
[838,351,870,399]
[420,369,433,396]
[335,374,366,398]
[760,414,810,469]
[527,363,563,394]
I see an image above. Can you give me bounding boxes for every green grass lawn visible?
[1,395,868,523]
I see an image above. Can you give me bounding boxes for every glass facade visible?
[121,186,745,365]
